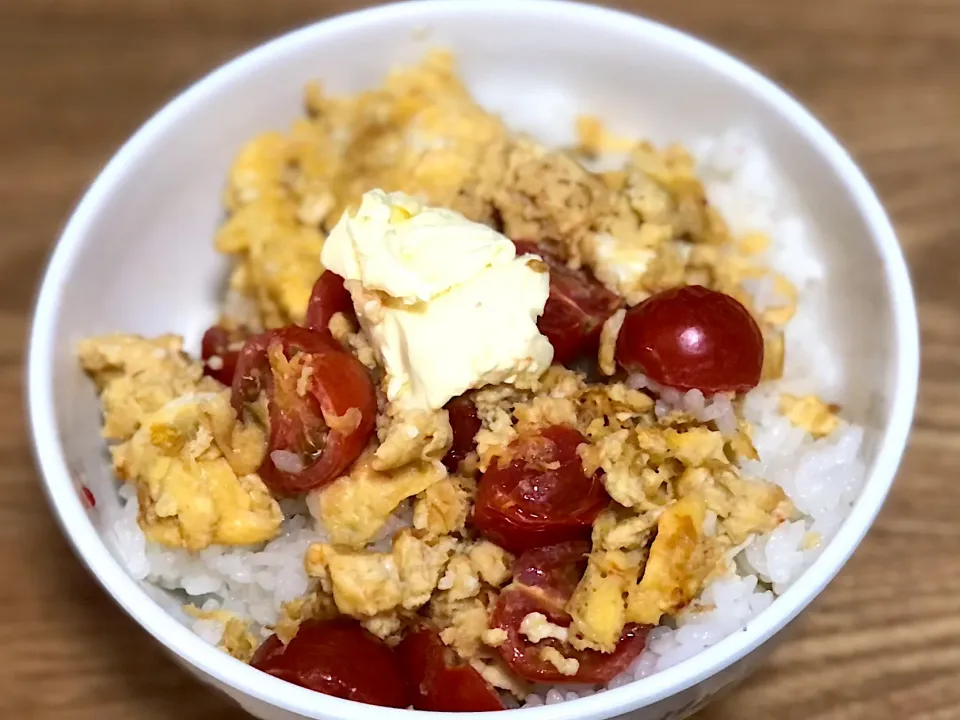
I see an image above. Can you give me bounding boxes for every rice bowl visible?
[27,3,918,719]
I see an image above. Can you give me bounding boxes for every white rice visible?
[98,128,866,704]
[529,130,866,699]
[105,485,326,638]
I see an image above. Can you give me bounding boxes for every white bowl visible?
[27,1,918,719]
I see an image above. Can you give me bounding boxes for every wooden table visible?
[2,0,957,717]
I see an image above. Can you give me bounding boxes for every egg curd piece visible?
[322,189,554,412]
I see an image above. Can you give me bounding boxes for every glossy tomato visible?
[615,285,764,393]
[397,627,503,712]
[232,326,376,494]
[514,240,621,365]
[200,325,247,386]
[491,542,650,684]
[442,395,482,473]
[492,590,649,684]
[511,541,590,613]
[305,270,355,333]
[473,425,609,554]
[252,619,409,708]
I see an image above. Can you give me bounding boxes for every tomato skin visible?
[512,541,590,613]
[305,271,355,333]
[442,395,482,473]
[397,627,504,712]
[232,326,376,494]
[200,325,245,386]
[473,425,609,554]
[252,619,410,708]
[615,285,764,393]
[514,240,621,366]
[492,590,650,684]
[231,326,340,410]
[491,543,650,684]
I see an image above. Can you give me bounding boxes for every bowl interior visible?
[30,2,913,718]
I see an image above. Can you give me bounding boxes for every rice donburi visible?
[78,52,865,710]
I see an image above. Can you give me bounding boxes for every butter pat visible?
[322,189,516,304]
[322,190,553,411]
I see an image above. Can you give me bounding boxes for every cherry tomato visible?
[397,627,504,712]
[305,271,355,333]
[514,240,621,365]
[492,589,650,684]
[81,486,96,508]
[442,395,482,473]
[512,541,590,614]
[252,619,409,708]
[490,542,649,684]
[615,285,764,393]
[473,425,609,554]
[200,325,247,386]
[232,326,376,494]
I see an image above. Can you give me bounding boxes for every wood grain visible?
[1,0,957,718]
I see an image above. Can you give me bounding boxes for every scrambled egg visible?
[598,308,626,376]
[429,592,494,660]
[413,476,471,537]
[520,612,569,644]
[80,334,280,550]
[438,555,482,601]
[78,334,218,441]
[113,391,282,549]
[323,190,553,412]
[627,494,714,625]
[762,331,786,381]
[574,114,635,157]
[373,408,452,472]
[218,134,324,328]
[274,591,339,644]
[467,541,513,587]
[435,542,513,601]
[677,467,794,544]
[780,394,840,438]
[309,451,445,547]
[568,513,649,653]
[184,607,259,662]
[306,530,456,617]
[663,427,729,468]
[582,428,677,510]
[540,647,580,676]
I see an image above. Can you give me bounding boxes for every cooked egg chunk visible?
[627,494,711,625]
[306,530,456,617]
[308,450,445,547]
[322,189,553,411]
[113,391,281,550]
[78,333,219,441]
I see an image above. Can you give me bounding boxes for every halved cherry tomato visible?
[491,542,650,684]
[511,541,590,614]
[615,285,764,393]
[232,326,376,494]
[305,270,355,333]
[492,589,649,684]
[397,627,503,712]
[473,425,609,554]
[81,486,96,508]
[252,619,409,708]
[514,240,621,365]
[442,395,482,473]
[200,325,247,386]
